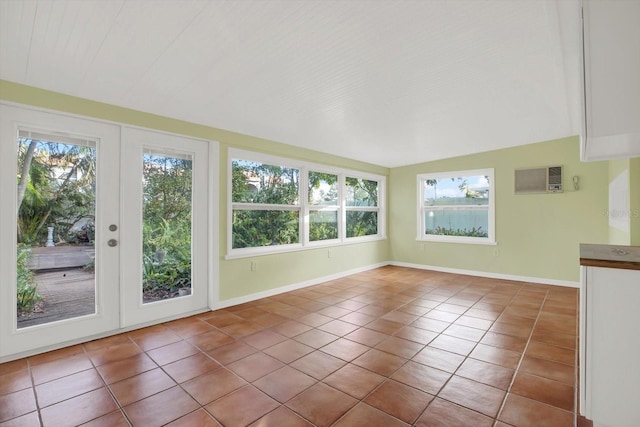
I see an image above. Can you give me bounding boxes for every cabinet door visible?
[583,267,640,427]
[581,0,640,161]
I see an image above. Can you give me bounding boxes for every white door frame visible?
[0,103,219,362]
[0,104,121,358]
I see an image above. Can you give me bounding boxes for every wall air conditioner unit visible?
[514,166,563,194]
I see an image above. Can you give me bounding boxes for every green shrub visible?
[426,226,488,238]
[143,257,191,292]
[16,247,42,313]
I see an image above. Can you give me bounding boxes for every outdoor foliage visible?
[142,155,193,297]
[426,226,488,238]
[346,177,378,237]
[232,160,300,248]
[347,211,378,237]
[16,246,41,313]
[309,172,338,241]
[15,138,196,306]
[15,138,94,313]
[309,211,338,241]
[232,163,380,247]
[16,139,96,245]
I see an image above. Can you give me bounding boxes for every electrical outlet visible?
[418,243,425,251]
[493,248,500,257]
[251,260,257,271]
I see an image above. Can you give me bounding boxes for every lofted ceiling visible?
[0,0,582,168]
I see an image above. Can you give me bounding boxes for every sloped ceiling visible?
[0,0,582,167]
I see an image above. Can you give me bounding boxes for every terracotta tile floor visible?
[0,266,581,426]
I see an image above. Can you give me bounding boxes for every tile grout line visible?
[431,279,523,426]
[374,277,519,425]
[491,287,551,427]
[3,269,579,426]
[93,335,135,426]
[25,356,44,427]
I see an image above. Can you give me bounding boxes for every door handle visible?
[107,239,118,247]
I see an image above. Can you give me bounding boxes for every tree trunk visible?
[16,139,37,216]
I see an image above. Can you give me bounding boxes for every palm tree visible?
[16,138,96,245]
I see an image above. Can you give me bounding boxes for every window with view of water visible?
[417,169,495,244]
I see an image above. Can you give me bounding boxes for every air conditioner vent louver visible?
[515,166,563,194]
[548,166,562,185]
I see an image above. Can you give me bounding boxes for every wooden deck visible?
[17,268,95,328]
[26,245,94,271]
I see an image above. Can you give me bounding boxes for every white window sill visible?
[226,235,387,260]
[416,236,497,245]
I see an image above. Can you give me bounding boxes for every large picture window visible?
[229,149,385,257]
[417,168,495,244]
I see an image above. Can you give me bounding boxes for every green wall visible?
[0,80,390,303]
[607,157,640,245]
[629,157,640,245]
[389,137,610,283]
[607,158,631,245]
[2,80,622,292]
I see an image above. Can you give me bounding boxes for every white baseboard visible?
[215,262,389,309]
[215,260,580,310]
[390,261,580,288]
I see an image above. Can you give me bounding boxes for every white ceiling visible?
[0,0,582,168]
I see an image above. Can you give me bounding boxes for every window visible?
[308,172,339,242]
[417,168,495,244]
[229,149,385,257]
[231,159,300,249]
[346,177,379,237]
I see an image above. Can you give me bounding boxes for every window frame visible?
[228,148,386,258]
[307,170,341,245]
[344,176,381,239]
[416,168,496,245]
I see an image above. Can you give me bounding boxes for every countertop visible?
[580,244,640,270]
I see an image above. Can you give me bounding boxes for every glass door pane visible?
[142,151,193,303]
[16,132,97,328]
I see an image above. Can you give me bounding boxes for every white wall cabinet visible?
[581,0,640,161]
[580,265,640,427]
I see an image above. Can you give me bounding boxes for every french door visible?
[0,104,211,360]
[120,127,209,327]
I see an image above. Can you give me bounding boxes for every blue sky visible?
[424,175,489,200]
